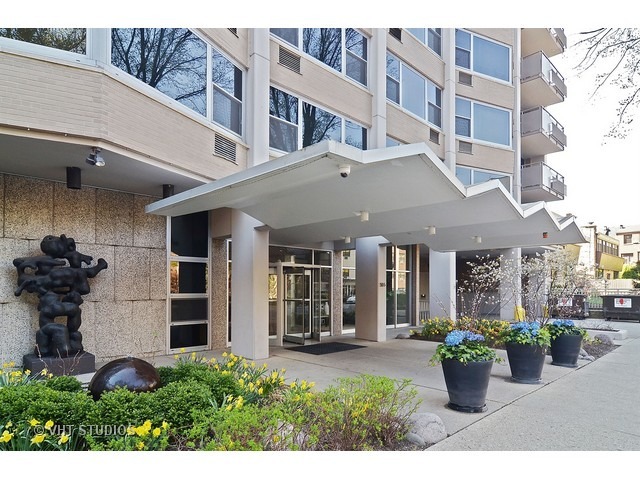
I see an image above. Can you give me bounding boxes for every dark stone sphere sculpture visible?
[88,356,161,400]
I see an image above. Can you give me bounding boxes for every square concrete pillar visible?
[355,237,386,342]
[429,250,456,319]
[230,210,269,360]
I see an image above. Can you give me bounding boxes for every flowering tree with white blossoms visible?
[459,248,594,326]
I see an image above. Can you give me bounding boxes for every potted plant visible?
[430,330,500,413]
[546,319,587,368]
[501,321,551,384]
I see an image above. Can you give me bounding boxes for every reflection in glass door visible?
[283,268,311,344]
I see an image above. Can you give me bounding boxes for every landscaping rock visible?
[396,333,411,339]
[578,348,595,362]
[594,334,615,345]
[407,412,447,447]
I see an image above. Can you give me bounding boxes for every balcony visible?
[521,52,567,109]
[521,106,567,158]
[521,161,566,203]
[521,28,566,57]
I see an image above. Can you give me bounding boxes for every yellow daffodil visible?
[58,434,69,445]
[5,421,12,429]
[29,419,40,427]
[136,441,145,450]
[127,426,136,436]
[152,428,161,437]
[1,430,13,443]
[162,421,169,431]
[31,433,46,445]
[44,420,54,431]
[180,348,186,353]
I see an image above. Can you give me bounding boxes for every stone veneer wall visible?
[0,174,167,366]
[332,251,343,335]
[210,238,229,349]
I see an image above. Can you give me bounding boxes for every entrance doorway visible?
[281,266,330,344]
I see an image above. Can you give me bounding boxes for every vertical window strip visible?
[387,53,442,128]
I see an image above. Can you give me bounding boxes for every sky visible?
[547,30,640,233]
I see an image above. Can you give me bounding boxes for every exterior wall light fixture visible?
[86,147,105,167]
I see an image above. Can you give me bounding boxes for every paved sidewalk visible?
[145,319,640,451]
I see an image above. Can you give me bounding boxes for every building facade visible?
[580,225,624,279]
[616,225,640,265]
[0,28,579,363]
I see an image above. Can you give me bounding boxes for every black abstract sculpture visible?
[14,234,108,358]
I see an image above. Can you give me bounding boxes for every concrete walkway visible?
[100,319,640,453]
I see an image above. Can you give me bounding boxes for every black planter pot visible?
[550,334,583,367]
[505,343,547,384]
[441,358,493,413]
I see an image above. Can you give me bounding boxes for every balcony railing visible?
[521,51,567,109]
[521,161,566,202]
[521,106,567,157]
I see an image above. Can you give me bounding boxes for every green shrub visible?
[157,360,239,405]
[186,402,312,451]
[0,383,95,427]
[85,387,154,428]
[308,375,420,450]
[45,375,83,393]
[146,379,215,430]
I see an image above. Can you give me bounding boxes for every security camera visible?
[339,165,350,178]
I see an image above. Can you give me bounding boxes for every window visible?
[0,28,86,54]
[111,28,243,136]
[386,245,412,327]
[271,28,368,86]
[456,166,511,190]
[407,28,442,56]
[624,234,632,244]
[212,48,242,135]
[386,53,442,128]
[456,97,511,147]
[270,28,298,47]
[269,87,367,152]
[455,29,511,82]
[169,211,210,351]
[111,29,207,116]
[345,28,367,85]
[622,253,633,264]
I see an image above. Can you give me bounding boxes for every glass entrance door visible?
[283,267,311,344]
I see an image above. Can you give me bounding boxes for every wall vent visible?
[214,134,237,162]
[389,29,402,41]
[429,129,440,144]
[279,46,301,73]
[458,140,473,154]
[228,28,238,36]
[458,71,473,86]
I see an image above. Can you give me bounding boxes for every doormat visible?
[286,342,366,355]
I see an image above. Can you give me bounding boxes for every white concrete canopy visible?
[146,140,586,251]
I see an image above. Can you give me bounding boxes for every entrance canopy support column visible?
[355,237,386,342]
[429,250,456,319]
[231,210,269,360]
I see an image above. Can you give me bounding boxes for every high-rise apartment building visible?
[0,28,584,363]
